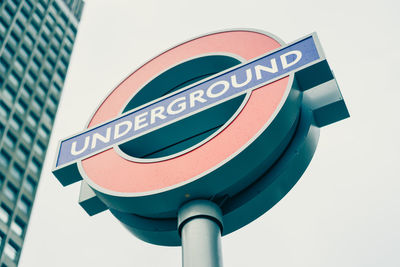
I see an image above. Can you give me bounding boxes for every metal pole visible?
[178,200,223,267]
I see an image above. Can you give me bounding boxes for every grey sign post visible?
[178,200,224,267]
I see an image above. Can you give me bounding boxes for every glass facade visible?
[0,0,84,265]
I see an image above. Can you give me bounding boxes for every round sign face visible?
[78,30,301,217]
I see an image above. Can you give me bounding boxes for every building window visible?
[22,127,34,144]
[43,109,54,124]
[7,0,18,11]
[55,41,64,56]
[46,57,55,70]
[28,158,41,174]
[25,71,37,87]
[65,35,73,49]
[21,84,30,97]
[3,44,15,62]
[20,44,31,60]
[69,24,77,35]
[58,58,68,73]
[4,240,19,261]
[0,101,11,119]
[55,25,64,40]
[8,31,20,47]
[47,12,56,26]
[27,112,39,128]
[11,218,25,236]
[0,18,7,35]
[57,67,66,80]
[37,1,46,15]
[0,205,11,224]
[52,56,60,68]
[47,95,57,110]
[16,145,29,163]
[0,172,4,187]
[4,132,17,149]
[37,82,48,98]
[15,99,27,115]
[0,150,11,168]
[32,11,42,26]
[39,35,48,50]
[9,71,20,88]
[63,43,72,55]
[20,6,30,23]
[41,70,52,85]
[10,163,24,181]
[24,32,35,48]
[28,22,38,36]
[17,197,31,214]
[23,176,36,194]
[51,35,61,48]
[14,57,25,73]
[3,183,18,202]
[52,82,62,93]
[4,85,16,104]
[14,19,24,35]
[9,115,22,131]
[23,0,33,12]
[6,2,16,13]
[52,1,60,12]
[38,125,49,140]
[0,58,10,74]
[33,141,45,156]
[60,12,68,26]
[1,6,13,24]
[32,96,44,111]
[4,85,16,102]
[50,45,58,59]
[37,43,46,58]
[41,33,50,47]
[30,56,41,73]
[21,83,33,99]
[43,22,51,37]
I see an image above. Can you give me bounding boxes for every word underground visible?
[56,35,320,166]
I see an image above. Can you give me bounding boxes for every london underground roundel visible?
[53,29,349,245]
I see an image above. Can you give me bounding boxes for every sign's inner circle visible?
[118,55,247,159]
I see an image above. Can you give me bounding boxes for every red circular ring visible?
[81,30,289,194]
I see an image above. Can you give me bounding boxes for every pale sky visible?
[19,0,400,266]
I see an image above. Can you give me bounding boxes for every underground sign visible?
[53,29,349,245]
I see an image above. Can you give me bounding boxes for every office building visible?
[0,0,84,265]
